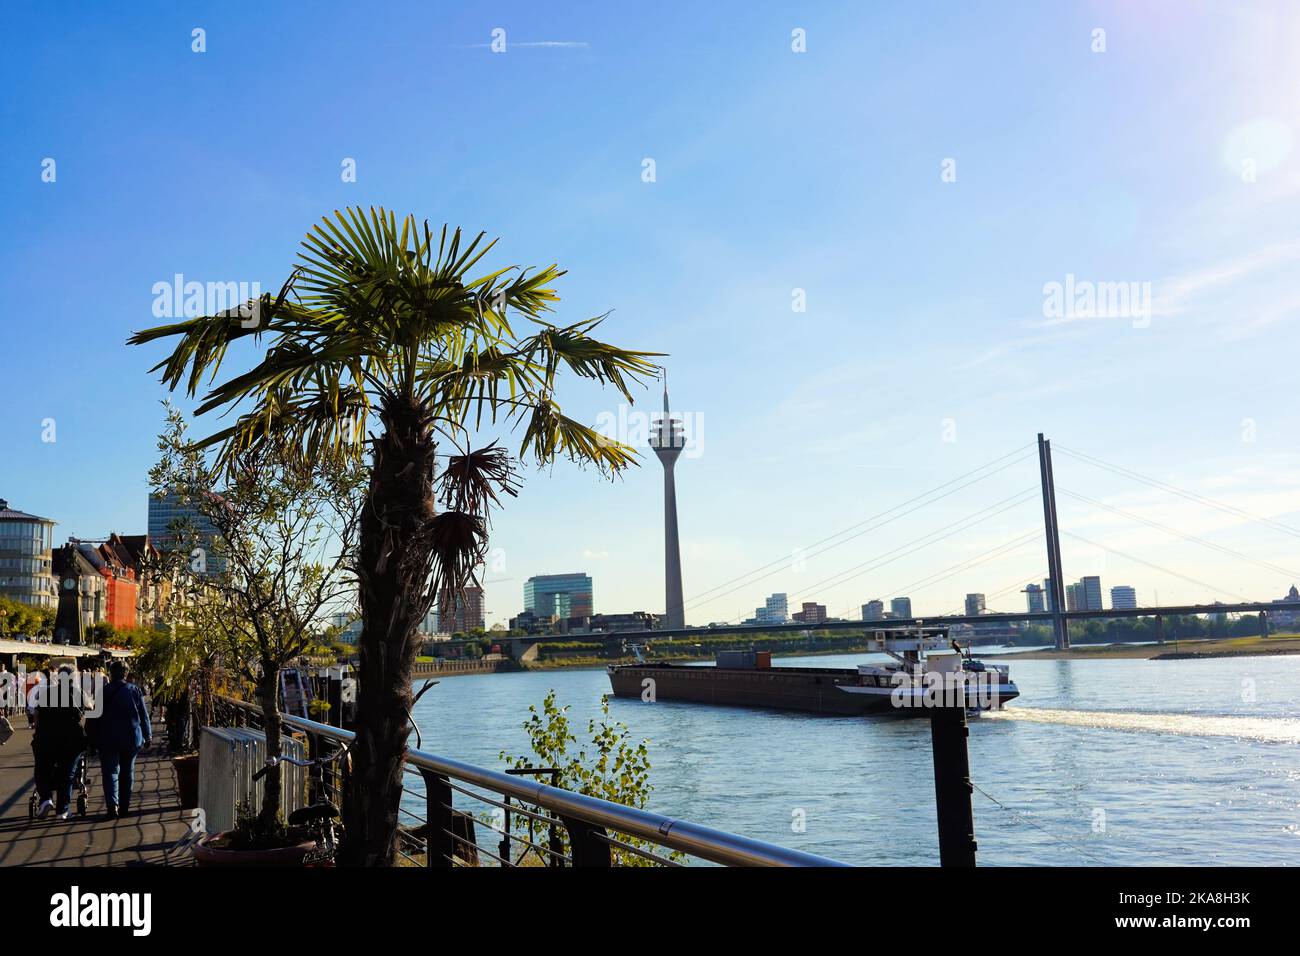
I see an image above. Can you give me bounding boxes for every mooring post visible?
[930,704,977,867]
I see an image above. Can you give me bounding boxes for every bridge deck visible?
[0,722,192,866]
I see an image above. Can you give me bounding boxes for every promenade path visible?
[0,724,192,866]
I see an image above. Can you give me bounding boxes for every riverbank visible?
[993,634,1300,661]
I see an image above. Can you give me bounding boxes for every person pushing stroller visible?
[30,665,87,821]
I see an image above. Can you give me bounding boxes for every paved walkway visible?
[0,723,192,866]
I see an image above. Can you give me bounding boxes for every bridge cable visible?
[680,444,1037,607]
[1055,445,1300,541]
[1058,487,1300,579]
[939,571,1049,618]
[812,526,1042,623]
[1061,531,1251,603]
[775,492,1040,609]
[689,489,1039,618]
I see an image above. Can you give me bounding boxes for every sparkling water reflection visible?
[407,652,1300,866]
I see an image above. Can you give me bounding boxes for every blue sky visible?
[2,1,1299,626]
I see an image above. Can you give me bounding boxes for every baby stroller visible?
[28,746,90,820]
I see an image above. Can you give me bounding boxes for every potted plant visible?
[131,624,221,810]
[192,802,317,866]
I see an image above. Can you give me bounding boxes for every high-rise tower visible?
[650,382,686,629]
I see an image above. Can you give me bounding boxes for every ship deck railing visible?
[213,696,846,868]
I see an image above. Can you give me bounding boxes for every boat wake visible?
[979,707,1300,744]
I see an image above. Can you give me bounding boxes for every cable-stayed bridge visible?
[513,433,1300,652]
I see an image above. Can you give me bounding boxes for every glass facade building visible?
[0,499,57,609]
[148,492,227,576]
[524,573,593,620]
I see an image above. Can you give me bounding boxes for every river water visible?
[407,651,1300,866]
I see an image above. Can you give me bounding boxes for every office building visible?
[755,592,789,624]
[0,498,56,610]
[861,599,885,621]
[1080,575,1103,611]
[1065,582,1081,612]
[438,584,485,634]
[890,597,913,619]
[964,593,986,617]
[1024,583,1046,614]
[792,602,827,625]
[148,491,227,576]
[524,573,593,620]
[1110,585,1137,610]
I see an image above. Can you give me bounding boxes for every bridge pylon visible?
[1037,434,1069,649]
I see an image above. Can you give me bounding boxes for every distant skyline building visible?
[755,592,788,624]
[1065,582,1081,612]
[523,573,593,620]
[792,602,827,625]
[438,584,485,634]
[650,382,687,629]
[1110,585,1137,610]
[890,597,913,619]
[1024,583,1046,614]
[1268,585,1300,629]
[1080,575,1103,611]
[964,593,986,617]
[862,599,885,621]
[0,498,56,610]
[148,491,226,576]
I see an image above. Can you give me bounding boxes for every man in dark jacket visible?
[88,662,152,819]
[31,666,87,820]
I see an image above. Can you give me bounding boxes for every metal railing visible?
[214,696,846,867]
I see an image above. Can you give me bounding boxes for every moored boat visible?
[606,627,1019,717]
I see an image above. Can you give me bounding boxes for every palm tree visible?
[130,208,659,864]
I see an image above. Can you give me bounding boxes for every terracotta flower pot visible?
[193,831,318,866]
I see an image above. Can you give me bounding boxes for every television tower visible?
[650,379,686,629]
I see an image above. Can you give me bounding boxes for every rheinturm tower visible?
[650,382,686,629]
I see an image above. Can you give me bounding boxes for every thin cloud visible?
[460,40,590,49]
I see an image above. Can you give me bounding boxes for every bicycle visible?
[251,742,350,866]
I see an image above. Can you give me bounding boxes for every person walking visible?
[87,661,151,819]
[31,665,86,820]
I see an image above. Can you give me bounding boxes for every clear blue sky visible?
[3,1,1298,626]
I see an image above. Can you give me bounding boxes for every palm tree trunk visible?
[255,669,282,833]
[341,397,437,866]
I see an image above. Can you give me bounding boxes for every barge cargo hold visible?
[606,629,1019,717]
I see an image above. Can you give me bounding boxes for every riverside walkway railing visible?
[214,697,846,867]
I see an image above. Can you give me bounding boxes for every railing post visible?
[929,703,977,867]
[420,769,455,868]
[306,731,323,805]
[561,817,612,867]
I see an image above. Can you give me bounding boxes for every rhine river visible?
[407,651,1300,865]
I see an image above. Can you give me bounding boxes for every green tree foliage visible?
[148,402,365,832]
[0,596,54,638]
[500,691,681,866]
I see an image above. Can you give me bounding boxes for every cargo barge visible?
[607,628,1018,717]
